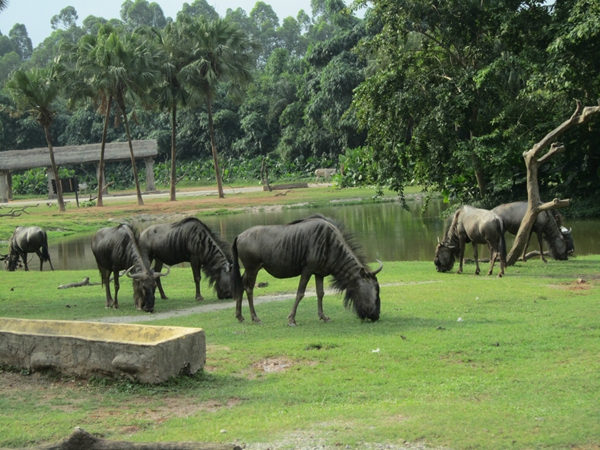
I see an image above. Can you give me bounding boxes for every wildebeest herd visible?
[2,201,574,324]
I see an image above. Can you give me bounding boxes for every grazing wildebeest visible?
[314,168,336,184]
[435,205,507,277]
[492,201,572,262]
[2,226,54,271]
[139,217,233,302]
[231,214,382,326]
[91,224,168,312]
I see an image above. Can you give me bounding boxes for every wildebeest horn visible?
[561,227,572,234]
[125,265,144,279]
[437,236,440,244]
[371,259,383,275]
[153,265,170,278]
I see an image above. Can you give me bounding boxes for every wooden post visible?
[46,166,56,199]
[145,157,156,192]
[0,170,9,203]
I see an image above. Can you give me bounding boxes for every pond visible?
[48,199,598,271]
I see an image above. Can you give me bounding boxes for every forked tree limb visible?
[506,100,600,265]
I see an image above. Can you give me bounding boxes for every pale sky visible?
[0,0,314,47]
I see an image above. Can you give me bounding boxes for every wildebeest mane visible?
[172,217,232,287]
[117,224,151,275]
[292,215,371,312]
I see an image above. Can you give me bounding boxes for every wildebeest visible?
[492,201,572,262]
[1,226,54,271]
[91,224,168,312]
[231,214,382,326]
[435,205,507,277]
[314,168,336,183]
[139,217,233,302]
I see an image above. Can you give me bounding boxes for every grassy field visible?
[0,254,599,449]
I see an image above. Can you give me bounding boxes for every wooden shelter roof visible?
[0,140,157,171]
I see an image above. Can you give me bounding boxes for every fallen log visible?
[15,427,241,450]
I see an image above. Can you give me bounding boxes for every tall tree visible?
[182,18,255,198]
[9,24,33,60]
[352,0,553,203]
[51,6,78,30]
[145,18,198,201]
[121,0,167,30]
[72,25,158,206]
[178,0,219,21]
[6,65,67,211]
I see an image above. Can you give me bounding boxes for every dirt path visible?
[94,281,442,324]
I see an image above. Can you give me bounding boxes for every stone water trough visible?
[0,318,206,383]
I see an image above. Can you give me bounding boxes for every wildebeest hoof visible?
[252,316,262,324]
[196,296,204,302]
[320,316,331,322]
[287,321,297,327]
[236,315,245,323]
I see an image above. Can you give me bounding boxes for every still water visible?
[49,199,598,271]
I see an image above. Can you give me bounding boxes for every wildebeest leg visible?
[237,269,261,323]
[473,243,480,275]
[112,270,120,309]
[315,275,330,322]
[153,260,169,300]
[457,239,466,274]
[35,249,44,271]
[487,245,496,276]
[190,260,204,301]
[20,252,29,271]
[287,271,312,326]
[536,232,547,263]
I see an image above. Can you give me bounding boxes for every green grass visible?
[1,257,599,449]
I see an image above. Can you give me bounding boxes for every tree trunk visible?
[119,101,144,206]
[18,427,241,450]
[506,100,600,265]
[43,126,66,212]
[97,95,112,208]
[169,103,177,202]
[206,90,225,199]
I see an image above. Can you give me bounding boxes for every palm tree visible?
[0,1,8,12]
[145,19,198,201]
[6,65,66,212]
[73,25,158,206]
[182,18,255,198]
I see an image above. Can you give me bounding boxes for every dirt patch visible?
[551,279,594,291]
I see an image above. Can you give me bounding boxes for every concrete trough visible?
[0,318,206,383]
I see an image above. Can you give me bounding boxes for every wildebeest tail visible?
[231,237,243,300]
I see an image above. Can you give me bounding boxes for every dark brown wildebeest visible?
[91,224,168,312]
[492,201,572,262]
[139,217,233,302]
[434,205,507,277]
[231,214,382,326]
[2,226,54,271]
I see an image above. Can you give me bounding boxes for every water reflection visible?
[44,199,597,271]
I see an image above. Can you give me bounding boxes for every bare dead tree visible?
[506,100,600,265]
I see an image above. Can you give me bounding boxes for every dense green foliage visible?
[0,0,598,214]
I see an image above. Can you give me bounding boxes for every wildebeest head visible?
[3,252,21,271]
[434,242,457,272]
[126,266,170,313]
[344,261,383,321]
[213,262,232,300]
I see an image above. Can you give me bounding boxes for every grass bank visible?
[0,256,599,449]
